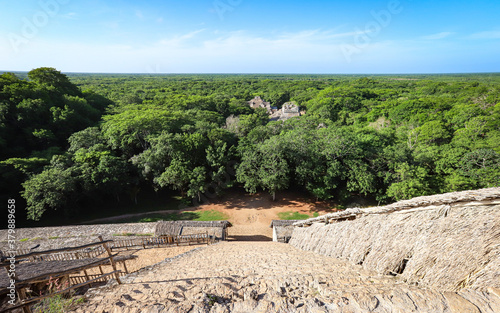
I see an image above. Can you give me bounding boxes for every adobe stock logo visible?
[8,0,70,53]
[341,0,404,63]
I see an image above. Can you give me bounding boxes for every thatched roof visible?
[155,221,232,237]
[274,226,295,241]
[269,220,300,228]
[155,223,182,237]
[294,187,500,227]
[0,257,114,290]
[270,220,300,243]
[289,187,500,291]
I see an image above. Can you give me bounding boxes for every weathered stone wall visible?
[0,223,157,252]
[290,196,500,291]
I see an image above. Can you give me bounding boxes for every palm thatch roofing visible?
[155,221,232,237]
[154,223,182,237]
[269,220,300,228]
[293,187,500,227]
[270,220,301,243]
[0,255,132,291]
[289,187,500,291]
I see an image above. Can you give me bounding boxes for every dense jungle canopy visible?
[1,68,499,222]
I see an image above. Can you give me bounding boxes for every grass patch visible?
[33,277,85,313]
[193,210,228,221]
[49,236,59,240]
[112,232,134,237]
[278,211,316,220]
[34,294,84,313]
[20,238,30,242]
[130,210,228,223]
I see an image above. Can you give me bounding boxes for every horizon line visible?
[2,70,500,76]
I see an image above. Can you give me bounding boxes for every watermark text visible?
[7,199,17,305]
[8,0,70,52]
[341,0,404,63]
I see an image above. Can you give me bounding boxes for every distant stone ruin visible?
[247,97,301,121]
[268,101,301,121]
[247,96,277,114]
[281,102,300,118]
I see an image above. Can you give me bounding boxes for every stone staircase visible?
[70,242,500,313]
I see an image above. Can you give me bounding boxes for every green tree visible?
[156,159,191,195]
[22,167,77,220]
[387,162,432,200]
[206,141,233,194]
[459,149,500,188]
[236,149,261,194]
[187,166,207,202]
[28,67,80,96]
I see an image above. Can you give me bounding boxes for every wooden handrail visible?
[98,236,121,284]
[2,270,121,312]
[0,240,113,265]
[3,254,119,290]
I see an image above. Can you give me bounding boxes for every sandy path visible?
[197,191,332,241]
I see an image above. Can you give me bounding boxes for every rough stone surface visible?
[69,242,500,313]
[0,223,157,251]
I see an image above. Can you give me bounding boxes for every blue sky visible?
[1,0,499,73]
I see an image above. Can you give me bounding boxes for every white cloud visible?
[103,21,120,30]
[468,30,500,39]
[61,12,77,20]
[0,28,493,74]
[157,29,206,47]
[0,30,347,73]
[421,32,454,40]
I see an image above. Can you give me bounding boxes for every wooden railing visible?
[111,232,214,250]
[1,237,122,313]
[1,233,213,312]
[3,248,30,257]
[31,246,106,261]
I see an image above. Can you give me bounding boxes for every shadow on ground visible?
[227,235,272,242]
[217,189,337,213]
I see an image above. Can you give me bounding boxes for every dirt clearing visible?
[195,190,333,241]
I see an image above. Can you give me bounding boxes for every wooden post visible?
[98,236,121,284]
[83,269,90,281]
[60,275,70,289]
[98,265,104,275]
[3,264,11,277]
[18,288,32,313]
[122,261,129,274]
